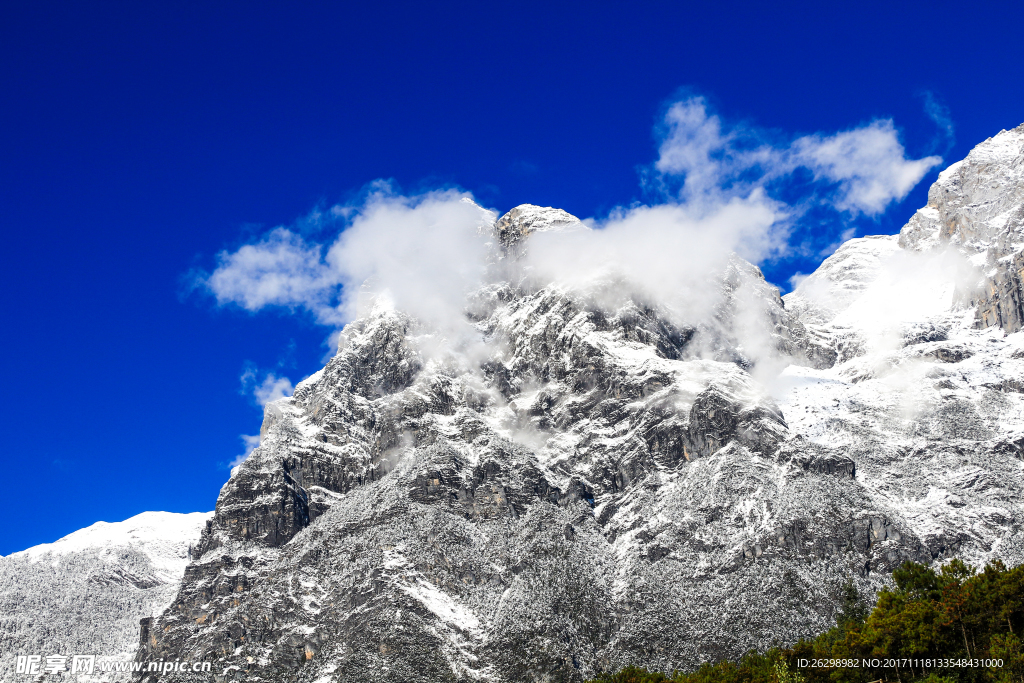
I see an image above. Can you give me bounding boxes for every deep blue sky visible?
[1,0,1022,555]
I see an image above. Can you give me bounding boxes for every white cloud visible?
[791,121,942,215]
[197,94,943,371]
[655,97,941,216]
[229,434,261,469]
[203,186,495,335]
[206,227,340,320]
[655,98,734,196]
[240,366,294,406]
[788,272,810,290]
[526,193,785,323]
[325,190,495,327]
[517,97,940,332]
[655,98,777,204]
[253,374,294,406]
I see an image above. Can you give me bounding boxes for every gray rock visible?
[136,124,1024,683]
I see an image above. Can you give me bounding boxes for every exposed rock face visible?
[898,124,1024,331]
[494,204,585,252]
[0,511,210,682]
[140,127,1024,683]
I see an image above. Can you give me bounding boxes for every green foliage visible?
[588,560,1024,683]
[774,660,806,683]
[839,578,870,627]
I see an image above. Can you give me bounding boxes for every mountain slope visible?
[140,125,1024,683]
[0,511,211,681]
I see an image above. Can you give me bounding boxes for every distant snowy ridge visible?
[8,511,212,582]
[0,511,210,682]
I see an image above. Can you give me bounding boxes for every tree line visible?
[589,559,1024,683]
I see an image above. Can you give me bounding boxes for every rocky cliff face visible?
[140,125,1024,683]
[898,123,1024,331]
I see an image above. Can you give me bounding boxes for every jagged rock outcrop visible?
[139,128,1024,683]
[899,123,1024,331]
[494,204,585,253]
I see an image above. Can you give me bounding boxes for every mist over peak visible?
[198,96,943,372]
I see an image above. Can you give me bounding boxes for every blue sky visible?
[1,0,1022,555]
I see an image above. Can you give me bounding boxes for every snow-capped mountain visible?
[0,511,211,681]
[139,124,1024,682]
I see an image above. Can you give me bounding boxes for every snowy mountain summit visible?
[140,124,1024,682]
[0,511,210,681]
[11,511,211,582]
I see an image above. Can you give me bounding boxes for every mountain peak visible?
[35,124,1024,683]
[899,121,1024,255]
[9,510,212,579]
[494,203,586,249]
[0,511,210,678]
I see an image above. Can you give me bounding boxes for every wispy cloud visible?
[194,92,944,360]
[225,369,289,469]
[240,366,294,406]
[229,434,261,469]
[199,186,495,334]
[655,97,942,216]
[520,97,943,331]
[920,90,955,154]
[790,120,941,215]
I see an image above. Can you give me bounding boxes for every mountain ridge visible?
[0,122,1008,683]
[132,123,1024,683]
[0,511,210,682]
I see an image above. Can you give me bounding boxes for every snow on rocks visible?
[11,511,212,581]
[138,124,1024,682]
[0,511,210,681]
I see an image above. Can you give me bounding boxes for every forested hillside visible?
[590,560,1024,683]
